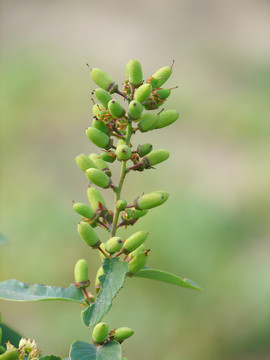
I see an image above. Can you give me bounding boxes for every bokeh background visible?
[1,1,270,359]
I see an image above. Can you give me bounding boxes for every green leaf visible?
[39,356,62,360]
[70,340,121,360]
[0,280,85,304]
[0,323,22,348]
[81,258,128,327]
[133,268,203,291]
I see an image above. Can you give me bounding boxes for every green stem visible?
[111,121,133,237]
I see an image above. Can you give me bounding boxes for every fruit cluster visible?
[73,59,179,347]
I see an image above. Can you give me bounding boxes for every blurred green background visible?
[1,1,270,359]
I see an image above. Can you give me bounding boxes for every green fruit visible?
[128,251,148,275]
[105,237,123,254]
[95,266,105,293]
[87,187,106,211]
[130,244,147,258]
[134,83,152,103]
[116,141,132,161]
[85,168,111,188]
[86,127,112,149]
[93,88,112,108]
[100,151,116,163]
[92,118,110,135]
[155,109,179,129]
[137,143,153,157]
[128,100,143,120]
[77,222,100,248]
[108,99,125,119]
[116,199,127,211]
[122,208,148,222]
[134,191,169,210]
[122,231,148,254]
[0,347,5,355]
[75,154,97,172]
[73,203,96,220]
[127,59,143,87]
[150,65,172,88]
[92,322,109,344]
[113,327,134,342]
[90,68,118,94]
[74,259,89,286]
[142,149,169,168]
[89,153,111,177]
[156,88,171,100]
[92,104,103,117]
[138,113,158,132]
[0,349,19,360]
[143,98,159,110]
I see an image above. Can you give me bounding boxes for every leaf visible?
[0,323,22,348]
[0,280,85,304]
[81,258,128,327]
[133,268,203,291]
[70,340,121,360]
[39,356,62,360]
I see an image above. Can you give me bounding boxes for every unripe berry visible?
[150,65,172,88]
[75,154,97,172]
[108,99,125,119]
[92,322,109,344]
[87,187,106,211]
[93,88,112,108]
[142,149,169,168]
[100,151,116,163]
[134,191,169,210]
[134,83,152,103]
[92,104,103,117]
[90,68,118,94]
[89,153,112,177]
[127,59,143,88]
[95,266,105,293]
[122,208,148,222]
[86,127,113,149]
[105,237,123,254]
[130,244,147,258]
[85,168,111,188]
[112,327,134,342]
[92,118,110,135]
[116,140,132,161]
[156,88,171,100]
[116,199,127,211]
[156,109,179,129]
[77,222,100,248]
[122,231,148,254]
[73,203,96,220]
[128,251,148,275]
[138,113,158,132]
[0,349,20,360]
[128,100,143,120]
[137,143,153,157]
[74,259,89,287]
[0,347,5,355]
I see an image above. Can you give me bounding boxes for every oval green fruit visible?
[92,104,103,117]
[93,88,112,108]
[0,349,20,360]
[95,266,105,293]
[0,347,5,355]
[128,251,148,275]
[137,143,153,157]
[116,199,127,211]
[150,65,172,88]
[90,68,118,94]
[92,118,110,135]
[134,191,169,210]
[156,88,171,100]
[142,149,169,168]
[116,143,132,161]
[73,203,96,220]
[74,259,89,287]
[105,237,123,254]
[85,168,111,188]
[155,109,179,129]
[122,231,148,254]
[87,187,106,211]
[138,113,158,132]
[86,127,112,149]
[127,59,143,87]
[108,99,125,119]
[89,153,111,177]
[92,322,109,344]
[113,327,134,342]
[100,151,116,163]
[128,100,143,120]
[75,154,97,172]
[77,222,100,248]
[134,83,152,103]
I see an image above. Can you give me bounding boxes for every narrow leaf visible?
[70,340,121,360]
[134,268,203,291]
[0,323,22,348]
[0,280,85,303]
[81,258,128,327]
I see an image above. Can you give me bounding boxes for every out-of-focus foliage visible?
[1,1,270,359]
